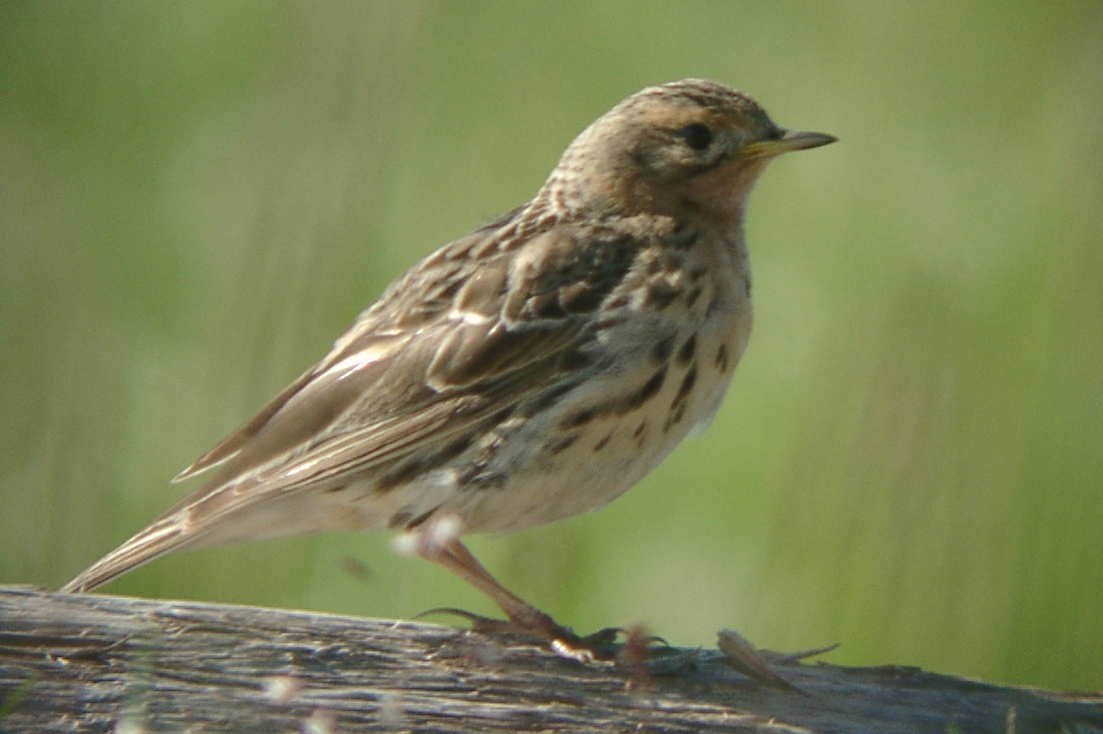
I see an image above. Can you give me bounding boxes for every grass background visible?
[2,1,1101,690]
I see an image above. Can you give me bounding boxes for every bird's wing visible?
[60,215,668,593]
[170,218,646,512]
[170,213,521,485]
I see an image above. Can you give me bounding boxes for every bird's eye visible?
[677,123,713,151]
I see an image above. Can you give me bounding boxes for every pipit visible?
[63,79,834,657]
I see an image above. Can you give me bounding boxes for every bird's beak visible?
[740,129,837,159]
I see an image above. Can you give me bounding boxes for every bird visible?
[62,79,835,657]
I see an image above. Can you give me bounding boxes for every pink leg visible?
[419,537,569,636]
[416,535,604,659]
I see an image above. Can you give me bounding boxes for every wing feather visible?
[178,223,642,502]
[63,216,653,592]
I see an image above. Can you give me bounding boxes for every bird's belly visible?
[454,309,752,533]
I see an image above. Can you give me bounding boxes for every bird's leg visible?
[415,534,612,661]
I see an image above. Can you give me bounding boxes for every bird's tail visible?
[61,516,195,593]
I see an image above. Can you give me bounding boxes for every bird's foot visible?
[418,607,652,663]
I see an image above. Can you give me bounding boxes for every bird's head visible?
[543,79,835,225]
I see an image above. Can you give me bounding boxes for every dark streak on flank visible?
[618,367,667,414]
[387,504,440,530]
[561,408,597,429]
[664,363,698,432]
[664,402,686,433]
[676,364,698,401]
[715,343,730,371]
[677,334,697,366]
[562,363,670,427]
[651,335,675,364]
[407,507,439,528]
[593,432,613,452]
[457,468,508,490]
[548,433,579,455]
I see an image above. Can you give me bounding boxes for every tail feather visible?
[61,518,193,593]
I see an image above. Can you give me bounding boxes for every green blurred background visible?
[2,1,1100,690]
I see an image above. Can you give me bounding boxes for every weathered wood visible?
[0,586,1099,733]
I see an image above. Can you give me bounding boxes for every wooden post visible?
[0,587,1099,732]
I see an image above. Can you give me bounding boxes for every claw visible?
[413,607,523,635]
[577,626,623,648]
